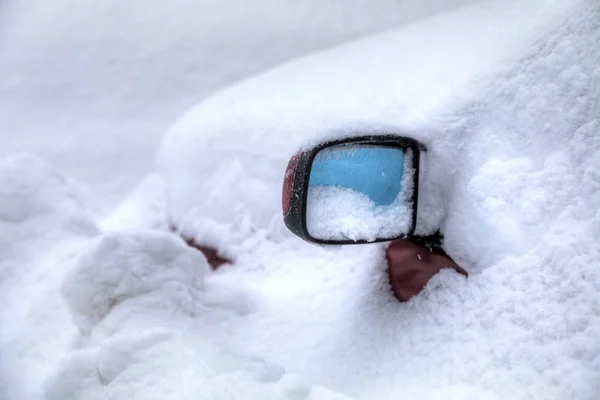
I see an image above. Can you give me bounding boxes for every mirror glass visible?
[306,144,414,242]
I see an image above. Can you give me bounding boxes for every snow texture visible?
[0,154,99,400]
[47,231,352,400]
[0,0,475,212]
[0,0,598,399]
[158,0,592,257]
[155,0,600,398]
[306,186,411,242]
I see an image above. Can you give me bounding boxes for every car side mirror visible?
[282,135,426,245]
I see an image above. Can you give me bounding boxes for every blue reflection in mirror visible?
[309,145,405,206]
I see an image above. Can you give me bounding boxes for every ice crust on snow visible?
[154,0,600,398]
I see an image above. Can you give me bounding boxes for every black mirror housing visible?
[282,135,427,245]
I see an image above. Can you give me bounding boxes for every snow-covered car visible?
[5,0,594,399]
[155,0,598,398]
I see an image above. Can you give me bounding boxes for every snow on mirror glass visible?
[306,144,414,242]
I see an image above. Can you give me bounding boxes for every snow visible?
[157,0,585,254]
[154,0,599,398]
[0,0,598,399]
[0,0,476,213]
[47,230,352,400]
[307,186,412,242]
[0,154,99,400]
[61,231,208,335]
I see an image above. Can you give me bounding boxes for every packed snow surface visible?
[0,0,598,399]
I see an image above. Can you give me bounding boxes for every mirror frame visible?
[283,135,427,245]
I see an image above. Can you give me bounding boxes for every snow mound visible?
[157,0,583,257]
[155,0,599,398]
[50,230,352,399]
[0,0,477,211]
[0,153,95,230]
[61,231,208,334]
[0,154,99,400]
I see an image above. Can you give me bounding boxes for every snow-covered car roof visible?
[3,1,597,399]
[158,0,599,398]
[158,0,596,266]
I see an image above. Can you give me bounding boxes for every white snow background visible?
[1,0,599,399]
[0,0,474,213]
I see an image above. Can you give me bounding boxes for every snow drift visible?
[155,0,599,398]
[0,0,476,211]
[0,154,99,400]
[158,0,598,267]
[0,0,597,398]
[0,157,353,399]
[47,230,353,400]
